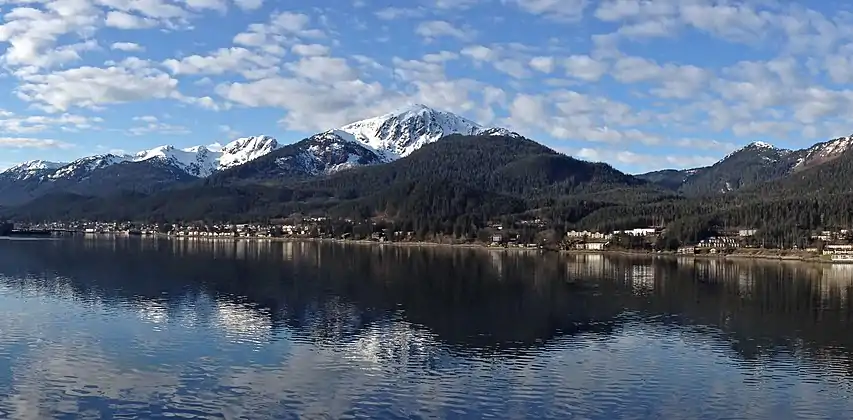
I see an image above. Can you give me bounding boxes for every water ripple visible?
[0,239,852,418]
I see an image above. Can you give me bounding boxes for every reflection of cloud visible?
[6,241,853,417]
[343,321,435,367]
[213,300,273,344]
[136,301,168,324]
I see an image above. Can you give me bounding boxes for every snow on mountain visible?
[3,105,516,182]
[30,135,284,181]
[217,135,280,169]
[134,145,219,177]
[339,103,516,161]
[1,160,67,181]
[49,154,133,181]
[720,141,790,162]
[794,135,853,170]
[261,105,519,178]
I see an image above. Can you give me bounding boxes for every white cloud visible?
[16,64,179,112]
[573,147,718,172]
[233,0,263,10]
[415,20,476,40]
[0,0,851,171]
[105,11,157,29]
[111,42,144,52]
[0,137,74,149]
[0,112,103,133]
[564,55,607,81]
[422,51,458,63]
[460,45,497,61]
[374,7,425,20]
[129,120,190,135]
[216,77,399,131]
[183,0,227,12]
[509,0,589,22]
[163,47,280,79]
[286,56,357,82]
[291,44,330,56]
[97,0,189,20]
[433,0,480,9]
[529,56,555,73]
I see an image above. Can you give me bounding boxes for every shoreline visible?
[78,233,843,264]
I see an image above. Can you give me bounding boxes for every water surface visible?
[1,238,853,419]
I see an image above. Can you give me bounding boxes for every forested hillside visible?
[7,132,853,248]
[2,135,658,228]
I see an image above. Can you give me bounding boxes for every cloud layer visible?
[0,0,849,172]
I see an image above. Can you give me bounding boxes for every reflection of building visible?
[820,265,853,308]
[564,254,611,279]
[629,264,655,295]
[573,242,606,251]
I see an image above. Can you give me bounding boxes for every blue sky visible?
[0,0,852,173]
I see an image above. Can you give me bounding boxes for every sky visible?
[0,0,852,174]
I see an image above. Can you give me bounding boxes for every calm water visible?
[2,238,853,419]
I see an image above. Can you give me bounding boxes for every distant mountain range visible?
[0,104,515,206]
[5,103,853,248]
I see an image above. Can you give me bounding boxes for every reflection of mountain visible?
[605,257,853,364]
[0,238,622,354]
[3,239,853,367]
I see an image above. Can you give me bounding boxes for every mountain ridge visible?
[639,135,853,195]
[0,105,517,206]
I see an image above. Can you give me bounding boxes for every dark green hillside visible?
[675,143,796,196]
[636,169,696,191]
[306,134,644,198]
[3,134,652,226]
[0,159,197,207]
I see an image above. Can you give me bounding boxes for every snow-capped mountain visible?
[0,160,67,181]
[338,103,517,161]
[0,135,284,184]
[0,105,519,205]
[204,105,520,183]
[49,154,133,181]
[132,135,282,178]
[217,135,280,168]
[1,105,514,184]
[134,145,218,178]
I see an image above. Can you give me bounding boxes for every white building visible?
[614,228,659,236]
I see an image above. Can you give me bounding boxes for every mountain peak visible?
[218,135,280,169]
[720,140,788,162]
[339,105,506,160]
[1,159,67,180]
[746,141,776,149]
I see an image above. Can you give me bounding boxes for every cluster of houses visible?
[23,219,334,238]
[565,228,663,251]
[19,219,853,261]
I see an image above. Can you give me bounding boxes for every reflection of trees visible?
[0,239,622,354]
[5,238,853,368]
[579,255,853,370]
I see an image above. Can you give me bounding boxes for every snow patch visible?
[1,160,66,181]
